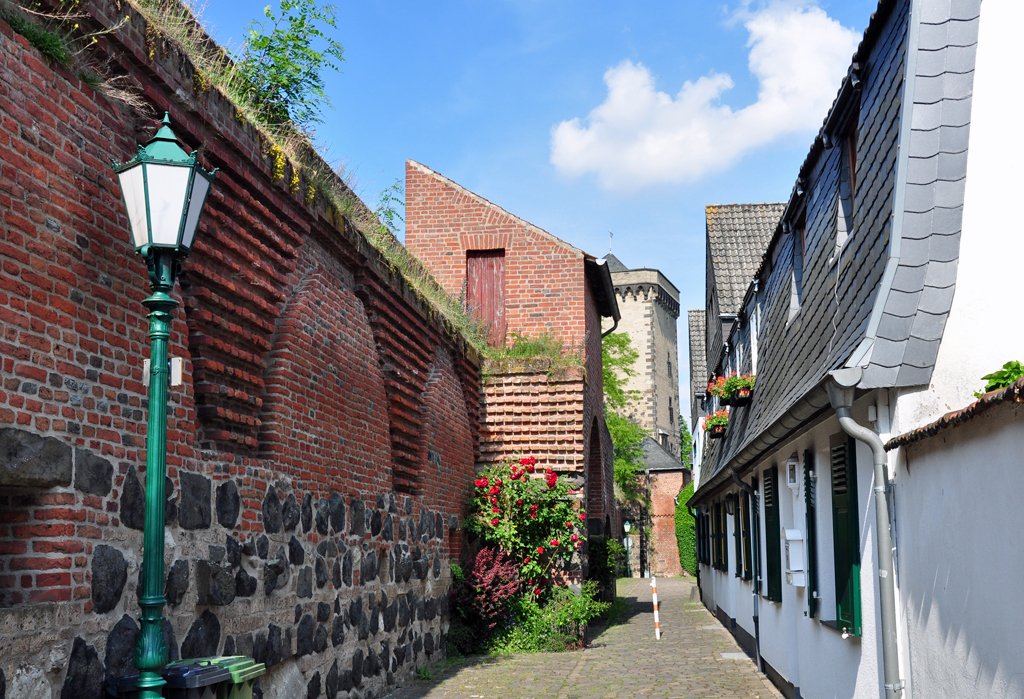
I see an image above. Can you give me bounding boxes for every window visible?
[789,211,807,321]
[668,398,674,427]
[803,449,819,618]
[833,124,858,262]
[830,435,862,636]
[763,465,782,602]
[466,250,506,346]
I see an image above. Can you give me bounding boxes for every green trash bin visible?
[207,656,266,699]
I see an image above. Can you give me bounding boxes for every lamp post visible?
[113,113,216,699]
[623,520,633,578]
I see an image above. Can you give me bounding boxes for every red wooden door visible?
[467,250,506,346]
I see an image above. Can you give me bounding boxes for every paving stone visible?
[383,578,781,699]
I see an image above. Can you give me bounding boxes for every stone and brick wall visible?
[0,2,479,697]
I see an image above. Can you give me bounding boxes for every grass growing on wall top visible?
[123,0,487,350]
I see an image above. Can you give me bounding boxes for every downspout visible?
[826,369,903,699]
[731,469,762,673]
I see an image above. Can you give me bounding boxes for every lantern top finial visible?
[138,112,193,165]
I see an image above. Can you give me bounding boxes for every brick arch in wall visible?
[419,346,475,558]
[586,417,608,536]
[258,253,392,494]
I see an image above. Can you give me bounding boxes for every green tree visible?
[607,411,646,502]
[679,420,692,467]
[602,333,645,503]
[601,332,639,411]
[235,0,345,129]
[674,481,696,575]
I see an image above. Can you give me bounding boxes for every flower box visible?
[708,373,756,407]
[708,424,727,439]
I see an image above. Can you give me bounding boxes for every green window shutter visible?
[831,436,862,636]
[763,466,782,602]
[741,491,752,580]
[721,503,729,573]
[804,449,819,618]
[733,497,742,577]
[751,476,762,590]
[711,505,719,569]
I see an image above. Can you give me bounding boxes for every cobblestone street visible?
[386,577,780,698]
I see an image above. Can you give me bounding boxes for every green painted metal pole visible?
[135,250,179,699]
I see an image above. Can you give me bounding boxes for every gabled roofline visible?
[407,160,585,257]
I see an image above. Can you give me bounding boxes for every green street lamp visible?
[113,113,216,699]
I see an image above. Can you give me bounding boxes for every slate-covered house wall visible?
[0,2,480,697]
[688,0,993,696]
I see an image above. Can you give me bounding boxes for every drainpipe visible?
[731,469,762,673]
[826,369,903,699]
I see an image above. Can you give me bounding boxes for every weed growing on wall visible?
[234,0,344,129]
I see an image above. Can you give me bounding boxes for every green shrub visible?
[487,582,609,653]
[675,482,696,575]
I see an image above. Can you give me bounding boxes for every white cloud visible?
[550,1,859,190]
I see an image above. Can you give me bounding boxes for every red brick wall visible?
[405,161,588,349]
[479,368,586,471]
[0,3,479,695]
[649,470,685,576]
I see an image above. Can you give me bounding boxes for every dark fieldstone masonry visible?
[60,638,104,699]
[216,480,240,528]
[73,448,113,496]
[178,472,212,530]
[105,615,139,680]
[120,466,145,531]
[0,427,71,487]
[181,610,221,658]
[166,559,189,606]
[263,486,283,533]
[91,545,127,614]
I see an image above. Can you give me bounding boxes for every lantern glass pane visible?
[117,165,148,249]
[181,171,211,251]
[145,163,191,247]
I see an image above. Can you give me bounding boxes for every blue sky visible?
[197,0,878,420]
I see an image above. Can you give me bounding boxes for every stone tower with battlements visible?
[603,254,682,457]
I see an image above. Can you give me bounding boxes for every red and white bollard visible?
[651,576,662,640]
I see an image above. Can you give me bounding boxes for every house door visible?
[467,250,506,346]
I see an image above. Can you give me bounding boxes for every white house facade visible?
[689,0,1024,697]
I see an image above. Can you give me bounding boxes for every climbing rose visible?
[570,534,578,542]
[495,478,502,486]
[550,539,560,547]
[516,499,524,506]
[579,512,586,521]
[530,512,538,519]
[490,517,499,526]
[536,546,545,555]
[474,477,488,488]
[490,496,498,505]
[488,485,500,495]
[524,556,530,564]
[575,540,582,549]
[526,464,535,473]
[565,521,573,528]
[492,506,500,514]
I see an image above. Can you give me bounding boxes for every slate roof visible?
[691,0,981,504]
[688,309,707,424]
[603,253,629,273]
[641,437,685,472]
[706,203,785,315]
